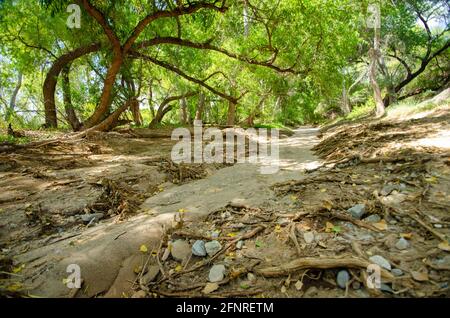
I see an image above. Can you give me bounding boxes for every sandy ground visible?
[1,127,322,297]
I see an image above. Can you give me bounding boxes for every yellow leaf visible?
[425,176,438,184]
[139,244,148,253]
[400,233,413,239]
[175,265,183,272]
[373,219,388,231]
[12,264,25,273]
[323,201,333,211]
[274,225,282,233]
[178,208,186,213]
[438,241,450,251]
[7,282,22,292]
[227,232,238,237]
[320,188,327,193]
[325,221,334,233]
[290,195,297,201]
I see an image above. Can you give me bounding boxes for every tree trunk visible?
[149,105,172,127]
[370,27,385,118]
[90,98,133,132]
[7,72,22,121]
[195,92,205,121]
[61,65,82,131]
[341,80,351,115]
[243,0,250,37]
[131,99,143,126]
[180,97,188,125]
[83,54,124,128]
[226,100,237,126]
[43,43,101,128]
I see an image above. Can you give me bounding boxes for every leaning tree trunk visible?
[83,53,124,128]
[90,98,134,132]
[370,27,385,118]
[7,72,22,121]
[61,65,82,131]
[43,43,101,128]
[226,100,237,126]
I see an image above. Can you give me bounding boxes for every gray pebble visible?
[205,240,222,256]
[391,268,403,276]
[192,240,207,257]
[209,264,226,282]
[347,204,366,219]
[395,238,409,250]
[369,255,391,270]
[336,270,350,289]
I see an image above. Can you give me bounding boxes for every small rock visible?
[434,224,443,229]
[303,232,315,244]
[192,240,207,257]
[380,283,393,293]
[277,218,290,226]
[352,281,361,290]
[139,265,160,285]
[229,199,249,209]
[236,240,244,249]
[336,270,350,289]
[247,273,256,282]
[171,240,191,261]
[80,213,104,223]
[363,214,381,223]
[347,204,366,219]
[380,184,396,196]
[391,268,403,277]
[369,255,391,270]
[303,286,318,298]
[210,230,220,239]
[395,238,409,250]
[131,290,147,298]
[209,264,226,282]
[205,240,222,256]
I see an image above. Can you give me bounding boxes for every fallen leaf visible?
[320,188,327,193]
[295,280,303,291]
[411,271,429,282]
[255,240,264,248]
[274,225,282,233]
[425,176,438,184]
[325,221,334,233]
[290,195,297,201]
[203,283,219,294]
[240,283,250,290]
[178,208,186,213]
[281,285,287,293]
[227,232,238,237]
[438,241,450,251]
[323,201,333,211]
[175,265,183,272]
[400,233,413,239]
[12,264,25,273]
[139,244,148,253]
[373,219,388,231]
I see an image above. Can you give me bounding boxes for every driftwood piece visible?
[255,256,394,280]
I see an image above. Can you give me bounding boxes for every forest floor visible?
[0,102,449,298]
